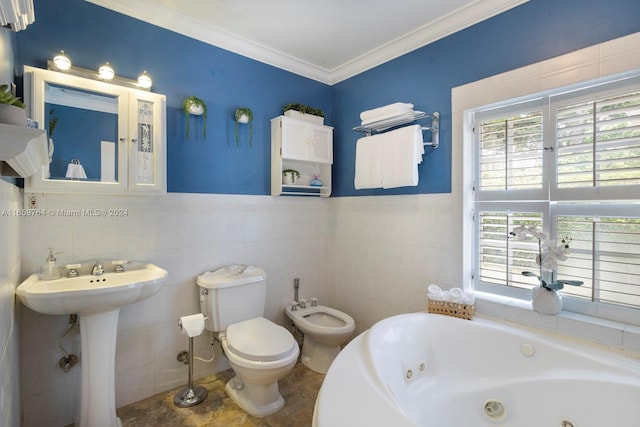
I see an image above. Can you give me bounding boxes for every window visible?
[471,74,640,321]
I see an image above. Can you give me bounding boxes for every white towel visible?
[354,134,383,189]
[360,102,414,122]
[428,284,442,294]
[361,110,416,127]
[449,287,464,303]
[381,125,423,189]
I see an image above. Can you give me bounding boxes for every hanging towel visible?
[381,125,423,189]
[360,102,414,122]
[354,134,383,189]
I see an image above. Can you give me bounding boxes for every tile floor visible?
[116,363,324,427]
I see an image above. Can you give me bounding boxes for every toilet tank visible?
[196,265,266,332]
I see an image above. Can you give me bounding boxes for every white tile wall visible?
[327,193,462,336]
[18,192,329,426]
[0,180,22,427]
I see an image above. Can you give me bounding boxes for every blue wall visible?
[331,0,640,196]
[15,0,331,194]
[13,0,640,196]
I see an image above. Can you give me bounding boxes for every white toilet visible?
[285,302,355,374]
[197,265,299,418]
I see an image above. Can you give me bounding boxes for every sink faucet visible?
[91,262,104,276]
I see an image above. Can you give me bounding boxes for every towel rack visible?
[353,111,439,149]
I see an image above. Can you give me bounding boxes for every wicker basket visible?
[427,299,474,320]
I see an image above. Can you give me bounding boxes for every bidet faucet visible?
[294,278,300,302]
[91,262,104,276]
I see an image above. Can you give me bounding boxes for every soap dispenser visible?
[40,248,61,280]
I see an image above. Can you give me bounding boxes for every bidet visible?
[285,303,355,373]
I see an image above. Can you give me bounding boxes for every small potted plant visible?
[234,107,253,147]
[182,96,207,140]
[282,168,301,185]
[509,225,583,314]
[283,103,324,125]
[0,84,26,126]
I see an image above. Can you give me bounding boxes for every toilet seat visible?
[227,317,296,362]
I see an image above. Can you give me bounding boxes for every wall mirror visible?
[24,66,166,194]
[45,83,119,182]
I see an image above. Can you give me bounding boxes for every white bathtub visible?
[313,312,640,427]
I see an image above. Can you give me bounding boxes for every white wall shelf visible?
[0,124,48,177]
[271,115,333,197]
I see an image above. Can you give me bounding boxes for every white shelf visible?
[0,124,48,177]
[282,185,329,190]
[280,184,329,196]
[271,116,333,197]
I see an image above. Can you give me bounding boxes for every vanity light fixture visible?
[98,62,115,80]
[46,60,152,92]
[53,51,71,71]
[137,71,152,89]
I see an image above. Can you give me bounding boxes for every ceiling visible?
[86,0,528,85]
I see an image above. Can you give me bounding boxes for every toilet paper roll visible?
[178,313,205,338]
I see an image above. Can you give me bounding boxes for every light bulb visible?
[53,51,71,71]
[98,62,114,80]
[137,71,152,89]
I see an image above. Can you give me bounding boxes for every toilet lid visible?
[226,317,296,362]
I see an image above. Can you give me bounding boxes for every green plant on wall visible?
[182,96,207,140]
[234,107,253,147]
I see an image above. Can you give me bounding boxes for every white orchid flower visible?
[511,225,529,239]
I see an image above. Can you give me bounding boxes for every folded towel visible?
[361,110,416,127]
[381,125,423,189]
[428,284,442,294]
[428,293,442,301]
[449,287,464,303]
[428,284,475,305]
[354,134,383,189]
[463,293,475,305]
[360,102,414,122]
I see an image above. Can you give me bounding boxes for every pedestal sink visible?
[16,262,168,427]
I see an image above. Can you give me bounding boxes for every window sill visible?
[474,292,640,356]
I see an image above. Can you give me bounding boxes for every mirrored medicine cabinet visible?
[23,66,166,194]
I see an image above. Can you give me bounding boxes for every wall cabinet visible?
[23,66,166,194]
[271,116,333,197]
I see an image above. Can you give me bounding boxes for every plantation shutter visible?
[477,211,543,292]
[553,87,640,200]
[475,98,547,202]
[557,215,640,308]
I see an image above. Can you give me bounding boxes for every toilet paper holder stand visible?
[174,315,209,408]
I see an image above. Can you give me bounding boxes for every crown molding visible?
[86,0,528,86]
[328,0,530,84]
